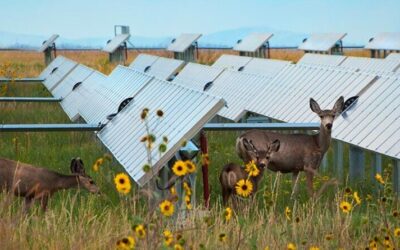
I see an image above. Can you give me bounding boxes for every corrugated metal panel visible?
[38,56,67,79]
[298,33,347,52]
[52,64,94,98]
[333,76,400,159]
[365,33,400,51]
[79,66,154,124]
[60,71,107,121]
[242,58,292,78]
[246,65,377,123]
[233,33,273,52]
[386,53,400,61]
[167,33,202,53]
[172,62,224,91]
[207,70,271,122]
[128,54,159,72]
[340,57,400,75]
[38,34,59,52]
[43,58,78,91]
[97,79,225,186]
[212,55,252,71]
[146,57,184,80]
[102,34,130,53]
[297,53,347,66]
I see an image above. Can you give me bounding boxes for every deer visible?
[0,157,100,212]
[220,139,280,207]
[236,96,344,199]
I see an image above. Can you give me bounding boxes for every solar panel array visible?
[297,54,347,67]
[339,57,400,76]
[386,53,400,61]
[241,57,291,78]
[128,54,159,72]
[212,55,252,71]
[38,34,59,52]
[233,33,273,52]
[129,54,184,80]
[43,57,78,91]
[298,33,347,52]
[103,34,130,53]
[365,32,400,51]
[167,33,202,53]
[52,64,94,99]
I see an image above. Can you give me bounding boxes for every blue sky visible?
[1,0,399,40]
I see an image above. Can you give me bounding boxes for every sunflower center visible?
[119,179,125,184]
[343,206,348,209]
[242,185,248,191]
[165,205,170,210]
[178,166,182,171]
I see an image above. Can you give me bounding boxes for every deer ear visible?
[70,158,86,175]
[310,98,322,114]
[270,139,280,152]
[332,96,345,115]
[242,138,256,153]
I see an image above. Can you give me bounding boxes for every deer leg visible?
[222,188,231,207]
[23,197,34,213]
[305,170,315,198]
[40,194,49,212]
[315,178,339,199]
[290,172,300,200]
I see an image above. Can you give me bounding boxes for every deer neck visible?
[317,124,331,154]
[56,175,80,191]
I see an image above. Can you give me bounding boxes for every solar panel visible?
[102,34,130,53]
[61,71,107,121]
[38,56,68,79]
[297,54,347,67]
[97,79,225,186]
[79,66,154,124]
[212,55,252,71]
[298,33,347,52]
[38,34,59,52]
[52,64,94,98]
[386,53,400,61]
[246,64,377,123]
[128,54,159,72]
[172,62,224,91]
[206,70,271,122]
[241,58,292,78]
[43,57,78,91]
[167,33,202,53]
[339,57,400,75]
[333,76,400,159]
[145,57,184,80]
[233,33,273,52]
[365,33,400,51]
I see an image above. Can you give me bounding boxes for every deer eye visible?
[89,180,94,184]
[319,115,323,118]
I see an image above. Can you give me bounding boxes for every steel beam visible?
[394,160,400,195]
[203,122,320,131]
[334,140,344,181]
[0,97,61,102]
[0,124,103,132]
[349,145,365,181]
[0,78,44,83]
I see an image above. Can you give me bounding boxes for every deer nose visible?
[326,123,332,130]
[259,163,266,168]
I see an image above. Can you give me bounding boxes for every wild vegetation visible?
[0,50,398,249]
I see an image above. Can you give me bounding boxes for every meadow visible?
[0,49,399,250]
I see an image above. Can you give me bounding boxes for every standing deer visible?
[236,96,344,198]
[0,157,100,212]
[220,139,280,206]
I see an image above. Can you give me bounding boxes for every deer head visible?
[242,138,280,168]
[70,158,100,194]
[310,96,344,131]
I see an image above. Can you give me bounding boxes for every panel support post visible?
[200,130,210,208]
[349,145,365,182]
[393,160,400,196]
[334,140,344,181]
[371,153,382,180]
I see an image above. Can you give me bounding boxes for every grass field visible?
[1,50,399,249]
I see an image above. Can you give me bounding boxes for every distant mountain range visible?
[0,27,364,49]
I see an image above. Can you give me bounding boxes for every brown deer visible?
[220,139,280,206]
[0,157,100,212]
[236,96,344,198]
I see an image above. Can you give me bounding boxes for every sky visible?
[1,0,399,41]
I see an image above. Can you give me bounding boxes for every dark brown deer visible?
[236,97,344,198]
[220,139,280,206]
[0,157,100,212]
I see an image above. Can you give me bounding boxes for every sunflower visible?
[287,243,296,250]
[134,224,146,239]
[172,160,188,176]
[163,230,173,246]
[235,179,253,197]
[174,244,183,250]
[160,200,175,217]
[114,173,131,194]
[92,157,104,172]
[116,236,135,250]
[245,160,260,177]
[394,228,400,237]
[170,187,177,196]
[183,182,192,196]
[219,233,227,242]
[322,175,329,181]
[185,160,196,174]
[369,239,377,249]
[224,207,232,222]
[184,195,192,210]
[309,247,320,250]
[353,192,361,205]
[285,206,291,220]
[325,233,333,241]
[375,173,385,184]
[339,201,352,214]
